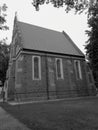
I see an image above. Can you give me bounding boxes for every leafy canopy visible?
[32,0,96,14]
[85,1,98,71]
[0,3,9,30]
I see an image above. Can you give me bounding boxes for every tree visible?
[0,3,9,30]
[0,39,10,85]
[31,0,96,13]
[85,2,98,87]
[0,3,9,85]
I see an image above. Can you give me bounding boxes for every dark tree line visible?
[0,41,10,85]
[85,2,98,87]
[0,4,9,85]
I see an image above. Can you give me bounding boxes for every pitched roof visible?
[17,21,84,57]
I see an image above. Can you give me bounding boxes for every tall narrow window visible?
[74,60,82,80]
[56,58,63,79]
[32,56,41,80]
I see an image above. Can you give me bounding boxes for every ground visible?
[0,104,31,130]
[1,96,98,130]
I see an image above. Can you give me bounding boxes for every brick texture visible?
[7,52,96,101]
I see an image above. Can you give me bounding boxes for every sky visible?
[0,0,89,53]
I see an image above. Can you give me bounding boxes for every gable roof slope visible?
[17,21,84,57]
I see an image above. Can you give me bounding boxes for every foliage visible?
[0,39,10,85]
[32,0,96,13]
[0,4,9,85]
[0,3,9,30]
[85,1,98,86]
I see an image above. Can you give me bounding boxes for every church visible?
[5,15,96,101]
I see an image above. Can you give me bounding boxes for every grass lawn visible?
[1,97,98,130]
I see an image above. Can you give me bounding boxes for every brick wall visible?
[15,54,47,101]
[12,51,95,101]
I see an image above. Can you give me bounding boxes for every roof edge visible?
[22,48,85,58]
[62,31,84,56]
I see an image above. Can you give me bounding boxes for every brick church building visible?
[5,15,96,101]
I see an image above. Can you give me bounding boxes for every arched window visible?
[56,58,63,79]
[32,56,41,80]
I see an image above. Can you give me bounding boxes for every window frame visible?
[55,58,64,80]
[74,60,82,80]
[32,56,41,80]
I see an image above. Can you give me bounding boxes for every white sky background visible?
[0,0,89,53]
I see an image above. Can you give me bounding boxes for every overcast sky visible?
[0,0,88,53]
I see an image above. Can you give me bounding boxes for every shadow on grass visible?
[0,102,61,130]
[0,102,40,130]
